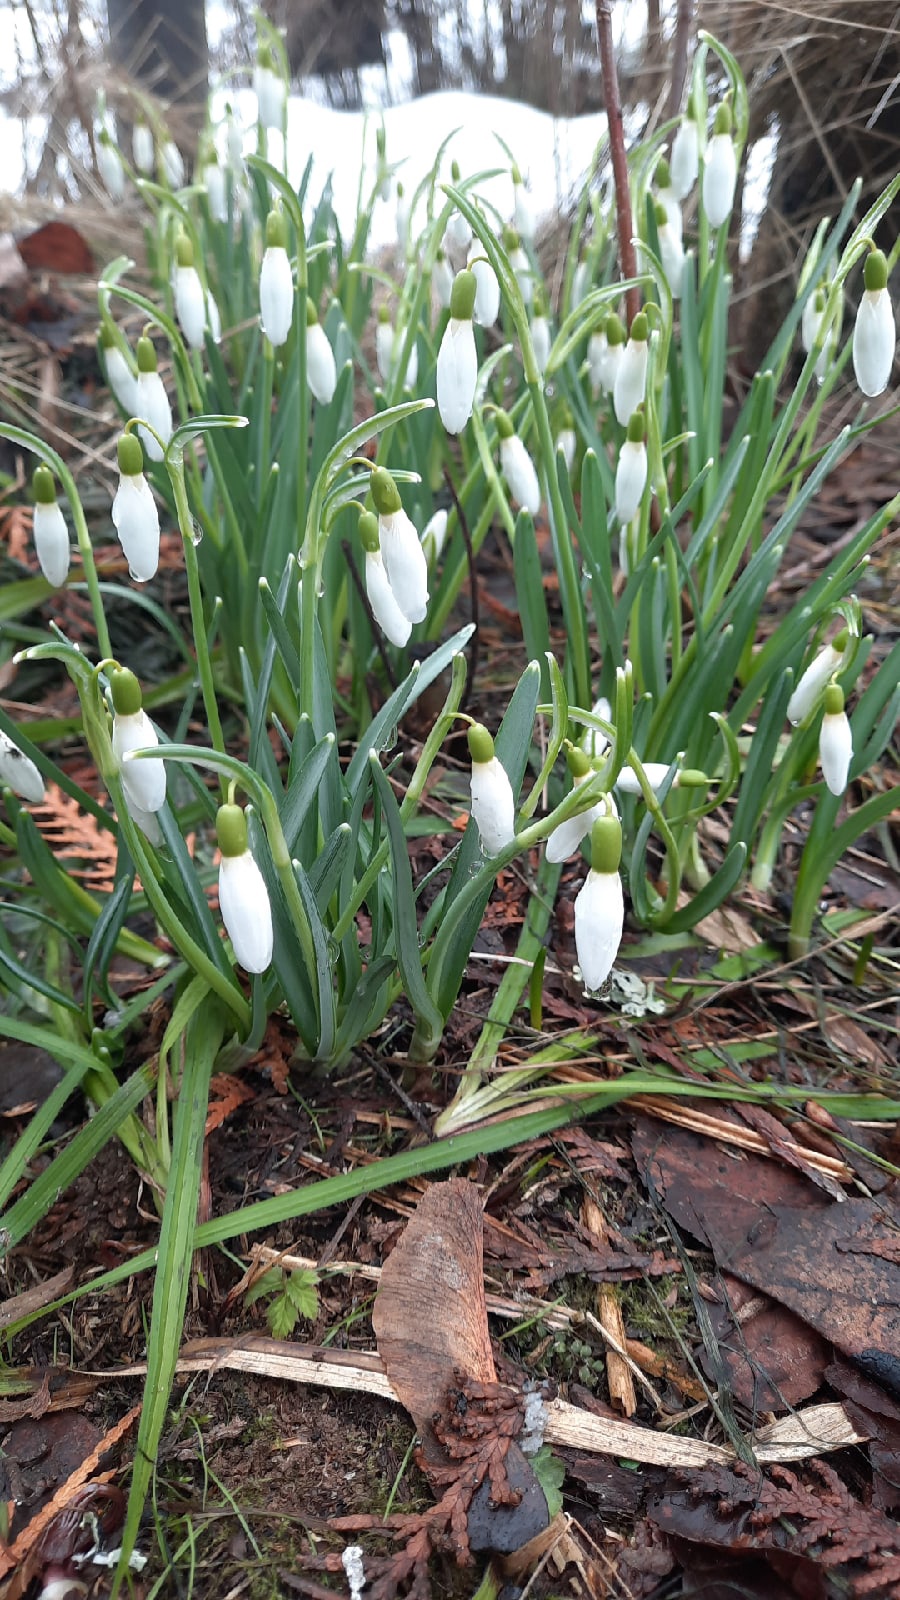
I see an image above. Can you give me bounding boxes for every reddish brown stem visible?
[666,0,695,124]
[595,0,640,326]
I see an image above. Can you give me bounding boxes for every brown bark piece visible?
[581,1197,637,1416]
[704,1272,829,1411]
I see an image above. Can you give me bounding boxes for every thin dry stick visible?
[666,0,695,124]
[594,0,640,326]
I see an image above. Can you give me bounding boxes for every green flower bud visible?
[605,312,626,346]
[175,233,194,268]
[656,156,671,188]
[626,408,646,444]
[450,268,477,321]
[467,723,495,764]
[630,311,648,342]
[306,296,319,327]
[864,249,888,294]
[265,209,287,249]
[589,815,623,874]
[358,509,380,553]
[109,667,143,717]
[713,98,733,137]
[370,466,402,516]
[566,745,591,779]
[136,336,158,374]
[33,465,57,505]
[495,409,515,440]
[117,433,144,476]
[823,682,844,716]
[216,801,249,858]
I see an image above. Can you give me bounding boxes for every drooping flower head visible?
[574,811,625,993]
[100,325,137,414]
[530,287,551,374]
[654,156,683,242]
[216,802,274,973]
[437,268,478,434]
[360,509,411,647]
[421,508,449,566]
[161,139,185,188]
[468,723,516,856]
[255,43,286,131]
[370,466,428,625]
[134,336,172,462]
[819,682,853,797]
[132,120,154,175]
[613,310,648,426]
[111,432,160,583]
[467,243,501,328]
[702,97,737,230]
[496,410,541,515]
[787,627,849,726]
[259,208,294,349]
[546,746,607,864]
[109,666,167,818]
[512,163,536,242]
[615,408,648,525]
[306,298,337,404]
[655,199,685,299]
[853,248,896,398]
[32,465,70,589]
[173,232,207,351]
[670,102,699,200]
[97,128,125,201]
[0,729,44,803]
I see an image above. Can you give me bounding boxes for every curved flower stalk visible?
[109,666,167,821]
[615,410,648,525]
[255,44,286,131]
[468,723,516,856]
[853,248,896,398]
[546,747,606,863]
[574,812,625,993]
[100,326,137,413]
[306,300,337,403]
[360,509,411,646]
[702,99,737,230]
[371,466,428,624]
[497,411,541,515]
[134,336,172,462]
[216,801,274,973]
[132,120,154,175]
[787,628,849,725]
[512,164,536,242]
[32,465,70,588]
[173,234,207,351]
[468,245,501,327]
[97,129,125,201]
[259,209,294,348]
[670,106,699,199]
[819,683,852,796]
[111,432,161,582]
[437,269,478,433]
[0,729,44,803]
[613,310,648,426]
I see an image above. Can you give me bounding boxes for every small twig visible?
[666,0,695,125]
[594,0,640,326]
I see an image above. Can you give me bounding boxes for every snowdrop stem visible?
[0,425,111,661]
[471,408,516,540]
[166,456,227,788]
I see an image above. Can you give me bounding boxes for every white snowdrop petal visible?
[306,322,337,403]
[0,731,44,802]
[615,438,648,525]
[111,473,161,583]
[571,260,590,307]
[379,510,429,624]
[105,347,137,413]
[255,65,285,130]
[819,711,853,796]
[135,371,172,461]
[133,124,154,175]
[469,255,501,327]
[557,428,576,472]
[510,247,533,307]
[500,435,541,515]
[365,549,412,646]
[787,644,843,726]
[444,210,472,259]
[587,332,607,394]
[546,797,604,864]
[175,265,207,350]
[97,140,125,201]
[702,134,737,229]
[574,869,624,992]
[33,501,70,588]
[660,191,683,242]
[219,850,274,972]
[613,341,648,427]
[470,757,516,855]
[437,317,478,434]
[659,226,685,297]
[205,163,228,223]
[433,256,454,309]
[616,763,670,795]
[112,709,167,813]
[582,698,611,761]
[421,509,448,564]
[514,184,536,242]
[375,320,394,383]
[670,119,699,199]
[852,289,896,398]
[162,141,185,188]
[259,246,294,348]
[531,315,551,374]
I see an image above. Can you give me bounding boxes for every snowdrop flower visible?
[306,300,337,404]
[654,157,682,242]
[444,169,472,260]
[530,292,551,374]
[504,227,533,307]
[110,667,166,816]
[581,697,611,761]
[702,99,737,230]
[206,292,221,344]
[512,164,536,242]
[421,508,449,565]
[255,45,285,130]
[437,269,478,434]
[497,411,541,515]
[375,305,395,384]
[0,729,44,803]
[587,328,608,395]
[360,511,411,647]
[819,683,853,796]
[111,432,160,582]
[161,140,185,189]
[433,249,454,309]
[101,328,137,414]
[670,107,699,200]
[546,748,606,863]
[556,423,577,474]
[853,248,896,398]
[613,311,648,427]
[801,286,831,384]
[786,628,849,725]
[655,202,685,299]
[467,245,501,327]
[225,103,244,170]
[616,762,707,797]
[615,410,648,525]
[600,313,626,398]
[371,466,428,624]
[133,337,172,462]
[468,724,516,856]
[32,465,70,588]
[205,160,228,223]
[132,120,154,175]
[173,234,207,351]
[97,130,125,201]
[216,802,273,973]
[259,210,294,348]
[571,257,590,309]
[574,813,625,993]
